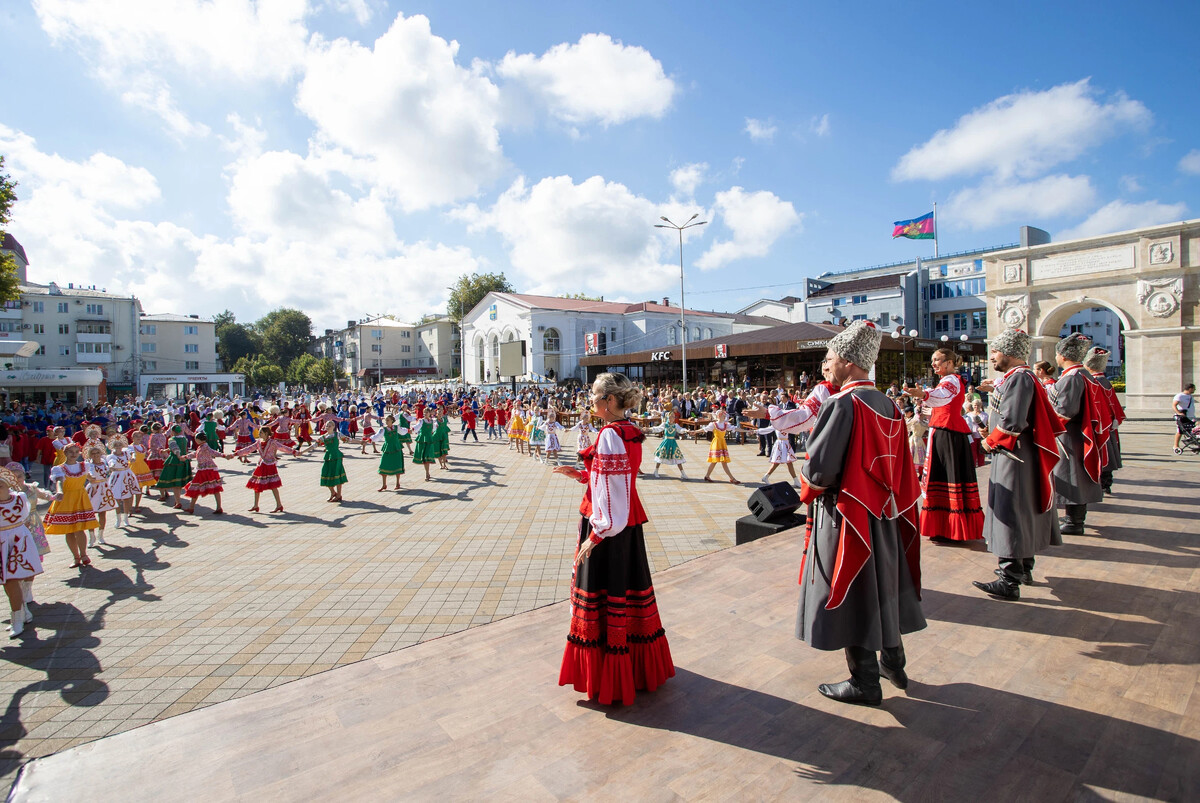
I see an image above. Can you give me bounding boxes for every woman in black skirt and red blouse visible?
[552,372,675,705]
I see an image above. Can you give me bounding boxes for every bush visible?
[1111,381,1126,393]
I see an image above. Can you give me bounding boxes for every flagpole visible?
[933,201,939,258]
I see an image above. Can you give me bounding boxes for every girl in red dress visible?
[229,428,299,513]
[183,433,225,515]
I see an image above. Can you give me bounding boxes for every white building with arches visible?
[462,292,783,385]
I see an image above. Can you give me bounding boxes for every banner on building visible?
[714,343,728,358]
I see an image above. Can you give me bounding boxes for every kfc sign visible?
[714,343,728,359]
[650,351,672,362]
[585,333,600,355]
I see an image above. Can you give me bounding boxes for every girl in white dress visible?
[85,445,116,546]
[0,467,45,638]
[105,435,139,528]
[5,462,52,613]
[543,410,565,466]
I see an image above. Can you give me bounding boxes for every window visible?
[85,303,104,315]
[36,345,45,355]
[370,329,382,339]
[184,325,199,336]
[667,326,676,345]
[32,324,44,334]
[185,361,199,370]
[58,323,69,335]
[953,313,968,332]
[971,311,987,331]
[59,345,70,356]
[402,359,411,367]
[852,314,867,321]
[3,300,17,310]
[934,314,949,334]
[610,327,617,345]
[140,324,157,335]
[879,312,890,327]
[401,331,411,338]
[32,302,44,313]
[692,326,700,342]
[0,321,17,333]
[78,322,111,334]
[78,342,111,354]
[184,343,199,353]
[705,328,713,339]
[142,361,157,371]
[1068,324,1084,335]
[543,328,561,352]
[401,344,411,353]
[831,298,844,307]
[418,343,424,352]
[852,294,867,304]
[370,344,382,353]
[141,342,156,352]
[57,302,68,313]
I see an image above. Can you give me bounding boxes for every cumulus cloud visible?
[744,118,777,142]
[1179,149,1200,176]
[497,33,675,126]
[34,0,311,136]
[296,13,506,211]
[695,187,800,270]
[946,175,1096,230]
[669,163,708,198]
[893,79,1150,182]
[1118,175,1143,194]
[811,113,830,137]
[1057,199,1187,241]
[457,175,681,296]
[327,0,373,25]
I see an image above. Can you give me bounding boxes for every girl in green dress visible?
[433,408,451,470]
[410,408,437,482]
[154,425,194,509]
[311,422,347,502]
[377,415,407,491]
[650,412,688,480]
[397,406,414,455]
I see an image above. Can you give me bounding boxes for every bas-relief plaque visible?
[1030,245,1135,281]
[1149,242,1173,265]
[1003,263,1023,283]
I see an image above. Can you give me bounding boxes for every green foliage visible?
[256,363,284,386]
[0,156,22,302]
[232,354,284,388]
[286,353,316,385]
[256,307,313,367]
[447,271,514,323]
[215,310,262,368]
[1111,381,1125,393]
[560,292,603,301]
[305,357,336,388]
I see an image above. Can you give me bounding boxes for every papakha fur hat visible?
[991,328,1032,361]
[1083,346,1110,373]
[1055,332,1092,362]
[828,320,882,370]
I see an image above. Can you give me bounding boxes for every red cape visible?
[800,395,922,609]
[985,368,1065,513]
[1079,371,1112,481]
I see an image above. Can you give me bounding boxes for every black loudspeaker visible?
[747,481,801,522]
[735,513,804,545]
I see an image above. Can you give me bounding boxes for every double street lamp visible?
[654,213,707,392]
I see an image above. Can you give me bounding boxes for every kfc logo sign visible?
[650,351,672,362]
[714,344,728,359]
[585,333,600,355]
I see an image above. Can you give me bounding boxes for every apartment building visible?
[138,313,242,398]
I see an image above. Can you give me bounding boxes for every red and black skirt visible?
[920,428,984,541]
[559,518,675,705]
[184,468,224,498]
[246,462,282,491]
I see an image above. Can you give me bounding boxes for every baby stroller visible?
[1176,418,1200,455]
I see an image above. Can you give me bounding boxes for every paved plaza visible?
[6,421,1200,800]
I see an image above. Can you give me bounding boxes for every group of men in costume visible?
[792,320,1123,704]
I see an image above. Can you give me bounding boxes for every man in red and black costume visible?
[1051,333,1109,535]
[1085,346,1124,495]
[796,321,925,706]
[972,328,1065,600]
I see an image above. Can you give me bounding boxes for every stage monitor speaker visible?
[747,481,801,522]
[735,513,804,545]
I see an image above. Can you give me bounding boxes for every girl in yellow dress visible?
[702,409,742,484]
[44,443,99,568]
[508,405,528,455]
[50,427,70,467]
[127,429,156,512]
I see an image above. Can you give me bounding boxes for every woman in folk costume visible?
[45,443,98,568]
[376,414,407,491]
[796,321,925,705]
[433,408,452,469]
[552,372,674,705]
[85,445,117,546]
[1033,361,1057,391]
[229,427,300,513]
[50,426,71,467]
[358,406,379,455]
[5,461,53,615]
[746,361,841,462]
[155,425,194,511]
[0,466,46,638]
[1085,347,1124,495]
[266,405,297,449]
[310,421,347,502]
[971,329,1065,601]
[293,403,314,449]
[903,349,984,543]
[701,409,741,484]
[396,405,415,456]
[649,411,687,479]
[146,422,169,498]
[104,434,140,529]
[127,429,156,510]
[410,408,438,482]
[182,433,225,515]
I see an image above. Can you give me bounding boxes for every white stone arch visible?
[1035,295,1136,337]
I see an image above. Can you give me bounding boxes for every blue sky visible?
[1,1,1198,330]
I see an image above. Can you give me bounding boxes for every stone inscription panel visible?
[1030,245,1135,281]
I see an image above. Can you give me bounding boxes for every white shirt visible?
[1175,392,1195,420]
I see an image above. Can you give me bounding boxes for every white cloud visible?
[458,175,680,296]
[497,33,675,126]
[811,113,830,137]
[1179,149,1200,176]
[218,113,268,158]
[1057,199,1187,241]
[34,0,312,135]
[946,175,1096,230]
[893,79,1151,182]
[695,187,800,270]
[1118,175,1143,194]
[296,13,506,211]
[327,0,373,25]
[669,163,708,198]
[744,118,777,142]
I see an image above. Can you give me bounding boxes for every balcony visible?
[75,352,113,365]
[76,333,114,344]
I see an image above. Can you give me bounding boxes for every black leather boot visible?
[818,646,883,706]
[1059,504,1087,535]
[1022,558,1035,586]
[973,577,1021,600]
[880,644,908,690]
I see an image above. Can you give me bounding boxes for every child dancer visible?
[0,466,45,637]
[128,429,155,511]
[702,409,741,484]
[359,407,379,455]
[527,409,546,463]
[495,403,509,444]
[146,422,168,499]
[85,445,117,545]
[508,405,526,453]
[229,410,256,462]
[5,462,52,617]
[105,435,140,527]
[650,412,688,479]
[756,421,800,487]
[182,433,225,515]
[155,425,194,510]
[434,409,452,470]
[376,415,407,491]
[50,426,70,467]
[228,428,299,513]
[410,408,437,482]
[483,402,497,440]
[543,410,565,466]
[45,443,99,568]
[571,412,596,458]
[312,421,347,502]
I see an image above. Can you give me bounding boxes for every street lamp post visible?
[890,328,920,385]
[654,213,707,392]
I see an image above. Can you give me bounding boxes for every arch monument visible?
[983,218,1200,415]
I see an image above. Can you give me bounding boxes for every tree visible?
[286,353,316,385]
[561,292,603,301]
[215,311,261,368]
[447,271,514,323]
[256,363,284,387]
[305,357,336,388]
[256,308,313,367]
[0,156,23,302]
